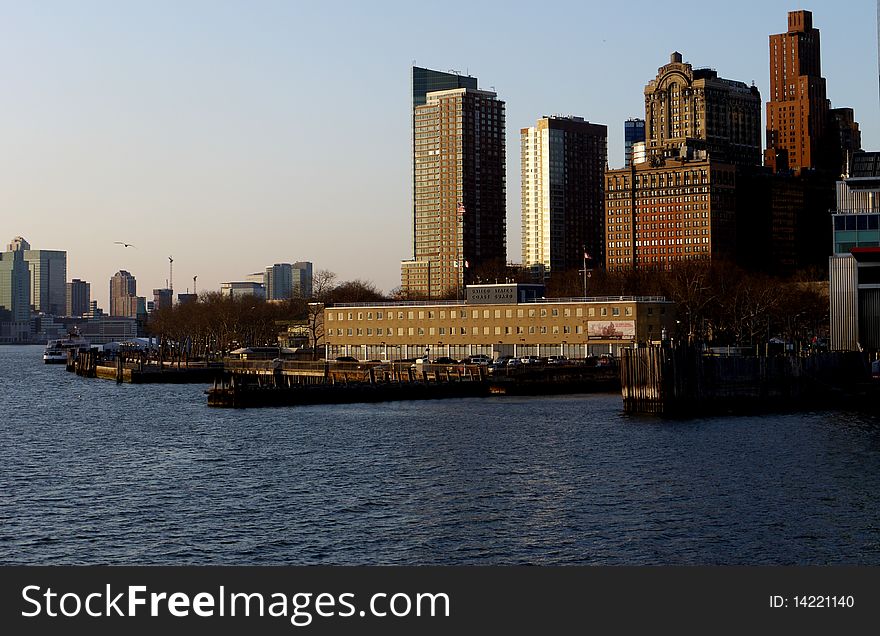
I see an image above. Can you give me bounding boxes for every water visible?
[1,345,879,565]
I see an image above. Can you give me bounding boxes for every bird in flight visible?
[114,241,136,248]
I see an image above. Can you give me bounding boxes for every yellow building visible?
[324,284,676,361]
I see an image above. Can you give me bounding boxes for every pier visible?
[620,345,875,416]
[67,349,223,384]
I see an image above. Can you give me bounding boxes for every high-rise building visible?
[624,119,645,168]
[605,149,737,270]
[264,262,312,300]
[8,236,67,315]
[110,270,137,317]
[0,249,31,322]
[293,261,313,298]
[645,52,761,168]
[403,81,506,298]
[829,107,863,175]
[66,279,90,317]
[765,10,829,174]
[152,288,173,311]
[521,116,607,276]
[221,281,267,299]
[411,67,479,259]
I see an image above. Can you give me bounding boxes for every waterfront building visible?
[66,279,90,317]
[152,288,173,311]
[765,10,830,174]
[829,151,880,352]
[644,52,761,168]
[109,270,137,317]
[521,116,607,277]
[624,118,645,168]
[605,149,737,270]
[78,316,139,345]
[0,249,31,322]
[325,283,675,360]
[402,73,506,299]
[221,281,267,300]
[8,237,67,315]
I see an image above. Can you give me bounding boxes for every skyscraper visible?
[0,249,31,322]
[765,10,829,174]
[7,236,67,315]
[644,52,761,168]
[522,116,607,276]
[624,118,645,168]
[110,270,137,317]
[402,80,506,298]
[66,279,90,317]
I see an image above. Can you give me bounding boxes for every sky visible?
[1,0,877,309]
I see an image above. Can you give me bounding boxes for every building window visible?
[600,308,607,317]
[551,309,558,317]
[367,312,373,320]
[612,308,620,317]
[625,307,633,316]
[589,308,596,317]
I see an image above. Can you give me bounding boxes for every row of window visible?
[328,306,635,323]
[332,324,587,338]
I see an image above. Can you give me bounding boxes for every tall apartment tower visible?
[521,116,607,276]
[109,270,137,317]
[266,263,294,300]
[645,52,762,168]
[402,81,506,298]
[66,279,90,317]
[765,10,829,174]
[410,67,479,261]
[624,119,646,168]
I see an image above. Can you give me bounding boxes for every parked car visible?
[520,355,541,365]
[463,354,492,366]
[547,355,568,365]
[432,356,459,365]
[334,356,359,363]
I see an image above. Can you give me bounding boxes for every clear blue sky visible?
[1,0,876,308]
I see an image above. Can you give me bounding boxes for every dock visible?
[67,349,224,384]
[620,345,875,416]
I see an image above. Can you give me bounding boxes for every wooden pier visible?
[620,345,873,416]
[67,349,223,384]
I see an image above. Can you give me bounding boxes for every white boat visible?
[43,332,91,364]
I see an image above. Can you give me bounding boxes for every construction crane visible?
[168,256,173,294]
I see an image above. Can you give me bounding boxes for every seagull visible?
[114,241,136,248]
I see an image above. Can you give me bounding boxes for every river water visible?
[1,345,878,565]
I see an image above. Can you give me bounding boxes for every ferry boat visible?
[43,332,90,364]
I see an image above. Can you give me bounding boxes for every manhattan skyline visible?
[1,0,877,309]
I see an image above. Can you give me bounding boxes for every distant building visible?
[265,262,313,300]
[152,288,173,311]
[293,261,313,298]
[829,151,880,351]
[829,107,863,176]
[0,249,31,323]
[78,316,139,345]
[7,237,67,315]
[6,236,30,252]
[521,116,607,276]
[177,293,197,305]
[221,281,266,299]
[109,270,138,317]
[66,279,90,317]
[624,118,645,168]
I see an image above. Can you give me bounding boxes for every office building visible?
[152,288,173,311]
[7,237,67,315]
[829,107,863,176]
[403,78,506,298]
[221,281,267,300]
[66,279,90,317]
[0,249,31,322]
[264,262,313,300]
[624,118,645,168]
[644,52,761,168]
[521,116,607,276]
[765,10,830,174]
[829,152,880,351]
[110,270,137,317]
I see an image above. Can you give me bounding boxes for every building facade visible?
[7,237,67,315]
[0,249,31,322]
[644,52,761,168]
[152,288,173,311]
[265,262,312,300]
[605,152,737,270]
[66,279,90,317]
[221,281,267,299]
[624,118,646,168]
[765,10,829,174]
[521,116,607,277]
[325,284,675,360]
[829,152,880,351]
[403,83,506,298]
[109,270,138,317]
